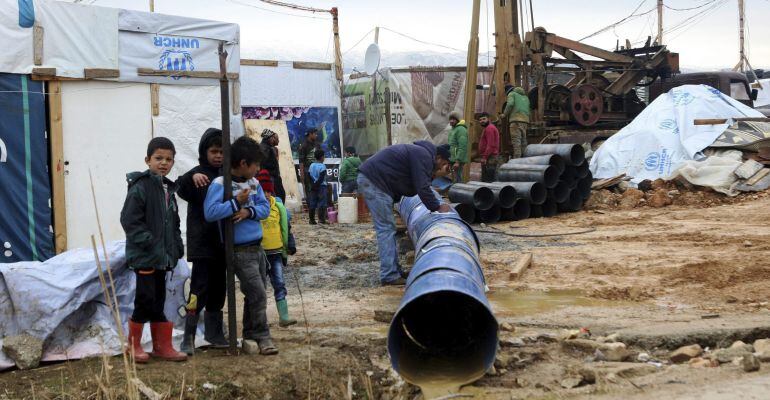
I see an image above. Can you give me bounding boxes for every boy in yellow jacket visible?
[256,170,297,327]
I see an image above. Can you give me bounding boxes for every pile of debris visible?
[449,144,593,223]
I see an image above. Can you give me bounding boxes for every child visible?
[203,136,278,355]
[256,170,297,327]
[308,149,328,225]
[338,146,361,194]
[120,137,187,363]
[175,128,229,355]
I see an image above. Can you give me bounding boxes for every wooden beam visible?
[746,169,770,186]
[694,117,770,125]
[545,35,633,64]
[509,253,533,280]
[136,68,239,80]
[48,81,67,253]
[30,75,83,82]
[32,67,56,76]
[150,83,160,116]
[292,61,332,70]
[33,24,43,66]
[83,68,120,79]
[231,80,241,115]
[462,0,481,182]
[240,59,279,67]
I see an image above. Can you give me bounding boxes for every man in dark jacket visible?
[297,128,320,204]
[175,128,229,354]
[259,129,286,203]
[357,141,452,285]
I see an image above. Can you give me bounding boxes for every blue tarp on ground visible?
[0,73,54,262]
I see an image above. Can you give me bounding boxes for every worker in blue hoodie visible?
[357,141,452,286]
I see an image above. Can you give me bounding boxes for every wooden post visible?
[734,0,746,71]
[48,80,67,253]
[656,0,663,44]
[385,87,392,146]
[331,7,346,155]
[493,0,522,155]
[462,0,482,182]
[218,43,238,354]
[149,0,154,12]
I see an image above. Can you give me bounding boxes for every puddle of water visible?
[487,288,623,316]
[353,325,388,336]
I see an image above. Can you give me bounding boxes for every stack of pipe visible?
[449,144,592,223]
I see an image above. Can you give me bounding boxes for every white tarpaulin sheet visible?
[0,241,189,371]
[590,84,764,183]
[755,78,770,108]
[240,63,339,107]
[0,0,34,74]
[118,9,239,86]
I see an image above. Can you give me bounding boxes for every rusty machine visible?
[523,28,679,137]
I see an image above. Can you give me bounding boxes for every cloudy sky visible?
[80,0,769,70]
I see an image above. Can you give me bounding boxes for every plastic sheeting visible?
[590,85,764,183]
[0,241,189,371]
[240,63,339,108]
[0,0,34,74]
[669,150,744,196]
[0,73,54,263]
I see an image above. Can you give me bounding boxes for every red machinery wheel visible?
[570,84,604,126]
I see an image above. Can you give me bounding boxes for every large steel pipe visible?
[560,166,577,189]
[464,181,517,208]
[501,198,530,221]
[506,154,565,175]
[391,196,498,388]
[451,203,477,223]
[477,205,501,224]
[448,184,495,211]
[501,182,546,205]
[549,181,570,203]
[497,164,559,189]
[557,189,583,212]
[523,144,586,166]
[575,161,590,179]
[578,176,593,200]
[541,197,558,217]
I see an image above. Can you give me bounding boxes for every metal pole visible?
[656,0,663,45]
[218,43,238,354]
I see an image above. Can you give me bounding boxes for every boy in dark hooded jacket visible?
[175,128,230,355]
[120,137,187,363]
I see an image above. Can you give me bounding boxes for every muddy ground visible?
[2,191,770,399]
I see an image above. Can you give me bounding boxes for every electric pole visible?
[656,0,663,44]
[735,0,746,71]
[461,0,482,182]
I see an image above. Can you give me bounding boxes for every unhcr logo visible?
[159,50,195,80]
[644,152,660,171]
[658,119,679,135]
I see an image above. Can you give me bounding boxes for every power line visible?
[341,28,373,55]
[665,0,727,42]
[579,0,656,42]
[379,27,464,52]
[664,0,719,11]
[225,0,330,20]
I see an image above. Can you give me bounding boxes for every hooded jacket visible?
[176,128,223,260]
[358,141,441,211]
[259,139,286,202]
[121,170,184,271]
[503,87,531,123]
[448,120,469,163]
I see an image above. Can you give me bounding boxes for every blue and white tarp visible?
[0,73,54,263]
[590,84,765,183]
[0,241,190,370]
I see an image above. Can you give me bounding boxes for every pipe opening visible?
[390,290,498,386]
[550,181,570,203]
[541,197,558,217]
[569,146,586,166]
[478,205,501,223]
[451,203,476,223]
[497,186,517,208]
[473,187,495,210]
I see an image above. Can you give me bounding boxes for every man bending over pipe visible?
[357,141,452,286]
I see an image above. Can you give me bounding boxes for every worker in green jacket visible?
[502,85,531,158]
[447,111,469,182]
[339,146,362,193]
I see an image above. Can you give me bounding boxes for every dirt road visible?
[1,195,770,399]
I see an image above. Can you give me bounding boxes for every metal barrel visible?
[498,181,546,205]
[451,203,477,224]
[549,181,570,203]
[463,181,517,208]
[577,175,593,200]
[391,195,498,388]
[506,154,566,175]
[575,161,590,179]
[497,164,559,189]
[541,196,558,217]
[448,183,495,211]
[477,204,502,223]
[523,144,586,166]
[557,189,583,212]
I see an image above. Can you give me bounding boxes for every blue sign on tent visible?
[0,73,54,262]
